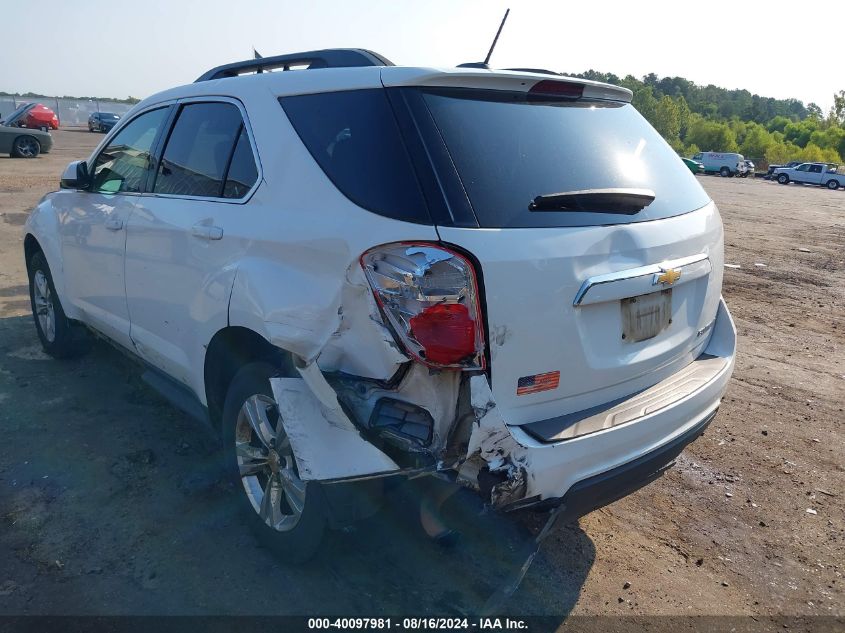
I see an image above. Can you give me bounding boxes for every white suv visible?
[24,49,736,560]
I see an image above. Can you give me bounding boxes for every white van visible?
[692,152,745,177]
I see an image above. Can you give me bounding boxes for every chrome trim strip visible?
[572,253,709,306]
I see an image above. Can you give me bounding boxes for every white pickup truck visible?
[772,162,845,190]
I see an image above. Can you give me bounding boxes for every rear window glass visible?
[280,90,430,224]
[420,89,711,228]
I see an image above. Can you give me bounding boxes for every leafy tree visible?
[632,86,658,122]
[832,90,845,125]
[686,119,738,153]
[740,124,774,159]
[653,96,681,145]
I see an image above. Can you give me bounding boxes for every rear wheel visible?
[777,174,790,185]
[11,135,40,158]
[222,362,326,562]
[719,166,730,177]
[27,251,90,358]
[826,179,839,190]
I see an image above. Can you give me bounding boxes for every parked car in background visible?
[0,103,59,131]
[741,160,755,178]
[0,119,52,157]
[682,157,704,174]
[24,49,736,560]
[765,161,801,180]
[0,105,53,157]
[772,162,845,189]
[88,112,121,133]
[691,151,745,177]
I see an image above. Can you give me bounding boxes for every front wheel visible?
[27,251,90,358]
[222,362,326,562]
[11,135,40,158]
[777,174,790,185]
[720,167,730,177]
[826,179,839,190]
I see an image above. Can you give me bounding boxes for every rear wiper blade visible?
[529,188,656,214]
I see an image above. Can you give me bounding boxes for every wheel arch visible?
[203,325,294,432]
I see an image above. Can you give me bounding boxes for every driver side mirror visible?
[60,161,91,190]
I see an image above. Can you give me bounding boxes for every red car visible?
[13,103,59,130]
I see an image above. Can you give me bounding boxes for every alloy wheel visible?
[16,137,38,158]
[235,394,306,532]
[33,270,56,342]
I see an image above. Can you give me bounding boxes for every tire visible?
[720,167,730,177]
[826,179,839,191]
[222,361,326,562]
[27,251,90,358]
[11,135,40,158]
[777,174,790,185]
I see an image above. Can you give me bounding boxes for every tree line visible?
[569,71,845,167]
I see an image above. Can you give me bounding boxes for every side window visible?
[796,164,809,172]
[153,102,256,198]
[223,127,259,198]
[809,164,822,173]
[91,108,168,193]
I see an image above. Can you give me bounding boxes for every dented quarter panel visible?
[225,79,439,377]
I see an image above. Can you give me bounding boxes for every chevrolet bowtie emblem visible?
[654,267,682,285]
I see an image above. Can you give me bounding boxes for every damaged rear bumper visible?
[460,298,736,512]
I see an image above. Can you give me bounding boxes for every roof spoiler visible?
[195,48,394,82]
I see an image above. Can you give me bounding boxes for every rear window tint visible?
[280,89,430,224]
[420,89,711,228]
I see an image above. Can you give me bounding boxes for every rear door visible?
[124,98,260,390]
[408,86,724,425]
[806,164,824,184]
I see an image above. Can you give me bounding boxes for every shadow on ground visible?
[0,315,593,618]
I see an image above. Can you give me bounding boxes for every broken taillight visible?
[361,243,486,370]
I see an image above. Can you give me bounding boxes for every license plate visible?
[621,289,672,342]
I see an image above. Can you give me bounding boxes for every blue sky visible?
[4,0,839,112]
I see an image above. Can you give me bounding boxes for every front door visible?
[58,106,170,350]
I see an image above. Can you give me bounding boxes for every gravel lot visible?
[0,130,843,622]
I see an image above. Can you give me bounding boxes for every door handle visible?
[191,224,224,241]
[104,217,124,231]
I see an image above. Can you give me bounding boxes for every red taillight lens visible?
[528,79,584,99]
[361,243,485,370]
[410,303,476,365]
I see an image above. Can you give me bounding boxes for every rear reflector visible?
[528,80,584,99]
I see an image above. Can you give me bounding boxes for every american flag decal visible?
[516,371,560,396]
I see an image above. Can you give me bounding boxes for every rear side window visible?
[280,89,429,224]
[154,102,258,198]
[223,127,259,199]
[419,88,712,228]
[91,107,168,194]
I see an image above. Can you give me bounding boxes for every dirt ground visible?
[0,130,843,622]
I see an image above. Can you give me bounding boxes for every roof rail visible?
[195,48,394,82]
